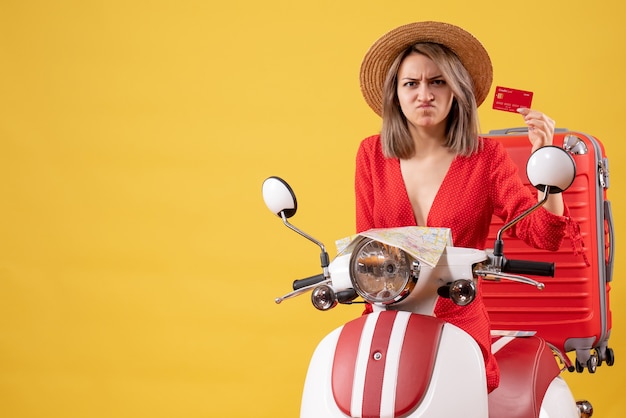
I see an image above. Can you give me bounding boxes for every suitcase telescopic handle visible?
[502,258,555,277]
[605,200,614,282]
[488,127,569,135]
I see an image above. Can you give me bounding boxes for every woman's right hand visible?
[517,107,556,152]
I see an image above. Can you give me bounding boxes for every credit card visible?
[492,86,533,113]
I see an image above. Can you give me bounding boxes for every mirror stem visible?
[280,211,331,278]
[492,186,551,269]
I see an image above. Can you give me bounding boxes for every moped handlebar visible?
[293,273,326,290]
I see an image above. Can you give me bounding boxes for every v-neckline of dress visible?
[396,155,459,227]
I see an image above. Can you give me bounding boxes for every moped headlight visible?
[349,238,419,305]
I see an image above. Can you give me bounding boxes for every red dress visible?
[355,134,571,392]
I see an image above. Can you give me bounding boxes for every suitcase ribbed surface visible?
[482,130,612,360]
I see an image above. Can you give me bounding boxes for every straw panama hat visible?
[359,21,493,116]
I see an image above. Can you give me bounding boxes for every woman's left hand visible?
[517,107,556,152]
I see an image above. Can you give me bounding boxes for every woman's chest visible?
[400,154,455,225]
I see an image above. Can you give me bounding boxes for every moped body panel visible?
[300,311,488,418]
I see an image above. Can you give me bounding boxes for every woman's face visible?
[396,52,454,133]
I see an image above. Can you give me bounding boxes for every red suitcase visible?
[481,128,615,373]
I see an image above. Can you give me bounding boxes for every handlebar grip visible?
[293,273,326,290]
[502,259,555,277]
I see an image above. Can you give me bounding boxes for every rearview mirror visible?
[262,176,298,219]
[527,146,576,194]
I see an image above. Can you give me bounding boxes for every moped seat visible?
[489,335,561,418]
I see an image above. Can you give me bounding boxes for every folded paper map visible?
[335,226,453,268]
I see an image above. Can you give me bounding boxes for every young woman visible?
[355,21,575,393]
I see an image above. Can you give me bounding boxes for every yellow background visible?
[0,0,624,416]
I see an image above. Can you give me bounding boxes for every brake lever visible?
[475,269,545,290]
[275,279,332,304]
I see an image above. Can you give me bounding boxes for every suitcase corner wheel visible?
[574,346,615,373]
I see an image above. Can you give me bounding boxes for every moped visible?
[262,145,593,418]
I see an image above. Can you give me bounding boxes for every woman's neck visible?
[408,125,448,158]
